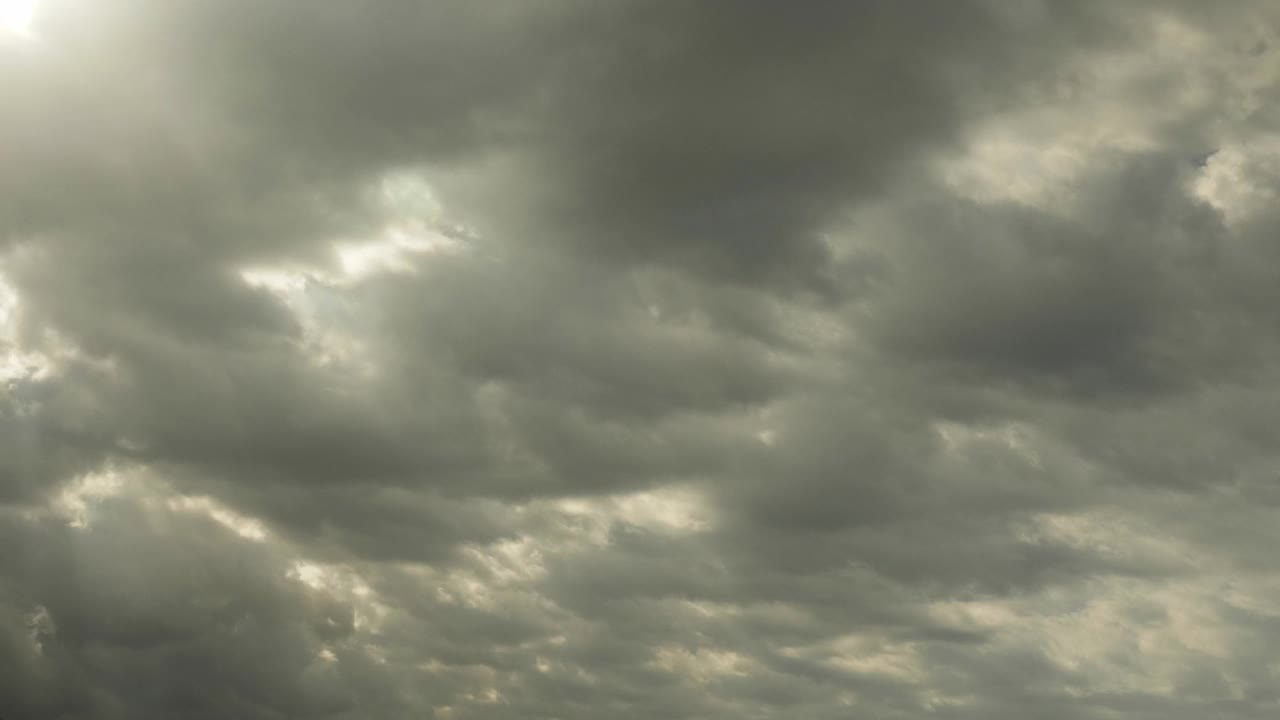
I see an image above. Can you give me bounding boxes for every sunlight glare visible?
[0,0,37,36]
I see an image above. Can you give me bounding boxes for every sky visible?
[3,1,1280,718]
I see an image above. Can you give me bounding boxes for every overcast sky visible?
[4,1,1280,718]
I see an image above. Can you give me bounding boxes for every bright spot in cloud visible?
[651,646,753,683]
[56,469,126,529]
[536,486,717,553]
[287,561,333,591]
[334,228,459,280]
[0,277,50,383]
[555,485,715,540]
[25,605,54,654]
[168,495,269,541]
[240,267,311,296]
[0,0,37,36]
[0,275,16,331]
[334,172,464,280]
[1191,140,1280,226]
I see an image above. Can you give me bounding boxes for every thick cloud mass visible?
[5,1,1280,717]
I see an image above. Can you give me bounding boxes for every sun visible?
[0,0,37,36]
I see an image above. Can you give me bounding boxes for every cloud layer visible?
[6,1,1280,718]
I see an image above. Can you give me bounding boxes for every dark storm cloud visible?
[434,0,1127,292]
[0,372,106,503]
[0,498,376,719]
[5,0,1280,718]
[859,154,1245,397]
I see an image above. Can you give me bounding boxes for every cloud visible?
[5,1,1280,718]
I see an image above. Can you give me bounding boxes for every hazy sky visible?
[5,2,1280,718]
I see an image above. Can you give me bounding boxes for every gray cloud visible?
[5,1,1280,718]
